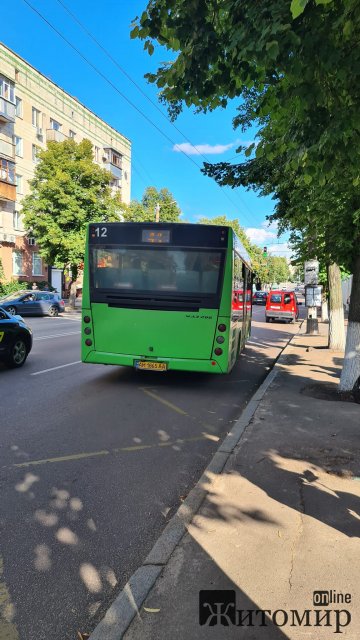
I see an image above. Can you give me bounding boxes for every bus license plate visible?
[135,360,167,371]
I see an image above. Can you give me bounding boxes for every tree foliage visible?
[132,0,360,270]
[198,215,290,286]
[21,139,121,274]
[121,186,181,222]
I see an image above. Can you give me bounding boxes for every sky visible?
[1,0,290,257]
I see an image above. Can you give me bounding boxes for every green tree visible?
[22,139,121,305]
[122,186,181,222]
[132,0,360,391]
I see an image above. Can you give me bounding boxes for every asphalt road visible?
[0,305,304,640]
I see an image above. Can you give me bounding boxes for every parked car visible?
[0,306,33,368]
[265,290,300,323]
[0,291,65,317]
[253,291,268,305]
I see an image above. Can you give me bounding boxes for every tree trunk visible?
[328,263,345,351]
[339,255,360,392]
[68,281,77,309]
[321,292,329,322]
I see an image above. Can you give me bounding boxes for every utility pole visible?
[155,202,160,223]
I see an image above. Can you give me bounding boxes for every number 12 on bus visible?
[81,223,252,373]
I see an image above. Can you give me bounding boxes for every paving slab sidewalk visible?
[92,321,360,639]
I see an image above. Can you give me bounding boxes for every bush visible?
[0,279,31,296]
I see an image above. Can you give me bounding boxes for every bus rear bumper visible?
[82,351,225,373]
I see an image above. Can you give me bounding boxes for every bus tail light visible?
[85,339,92,347]
[218,324,226,332]
[214,348,223,356]
[84,316,91,324]
[216,336,225,344]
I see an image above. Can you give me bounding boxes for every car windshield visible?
[0,291,27,301]
[270,294,282,303]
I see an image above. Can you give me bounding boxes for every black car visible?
[0,291,65,317]
[253,291,268,305]
[0,306,33,368]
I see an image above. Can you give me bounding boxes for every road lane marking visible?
[11,435,214,468]
[0,557,19,640]
[14,450,109,467]
[34,331,80,340]
[139,387,188,416]
[30,361,82,376]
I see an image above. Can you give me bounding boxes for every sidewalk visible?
[91,322,360,639]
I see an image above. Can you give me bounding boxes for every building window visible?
[0,158,15,184]
[69,130,76,139]
[15,174,23,195]
[32,252,42,276]
[32,107,41,128]
[15,97,23,117]
[50,118,61,131]
[12,250,24,275]
[14,137,23,157]
[28,237,36,246]
[94,146,100,162]
[0,75,15,103]
[110,178,121,189]
[13,210,23,230]
[32,144,40,163]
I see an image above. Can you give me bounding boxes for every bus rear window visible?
[270,294,282,303]
[90,247,223,295]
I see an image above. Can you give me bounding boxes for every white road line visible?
[34,331,80,340]
[42,316,81,322]
[30,361,82,376]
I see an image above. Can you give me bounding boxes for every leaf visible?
[290,0,309,19]
[144,607,161,613]
[315,0,333,5]
[304,174,312,185]
[245,143,255,157]
[265,40,279,60]
[343,20,353,38]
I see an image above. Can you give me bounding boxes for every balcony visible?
[0,97,15,123]
[103,147,122,167]
[0,181,16,201]
[0,138,15,160]
[46,129,68,143]
[104,162,122,179]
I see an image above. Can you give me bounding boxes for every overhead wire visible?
[20,0,259,228]
[53,0,259,228]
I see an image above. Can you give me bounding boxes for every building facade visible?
[0,42,131,285]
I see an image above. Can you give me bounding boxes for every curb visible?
[88,322,303,640]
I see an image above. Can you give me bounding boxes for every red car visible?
[265,290,300,323]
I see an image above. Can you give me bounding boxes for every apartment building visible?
[0,42,131,284]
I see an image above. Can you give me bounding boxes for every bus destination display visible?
[142,229,170,244]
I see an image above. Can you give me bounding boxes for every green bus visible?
[81,222,252,373]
